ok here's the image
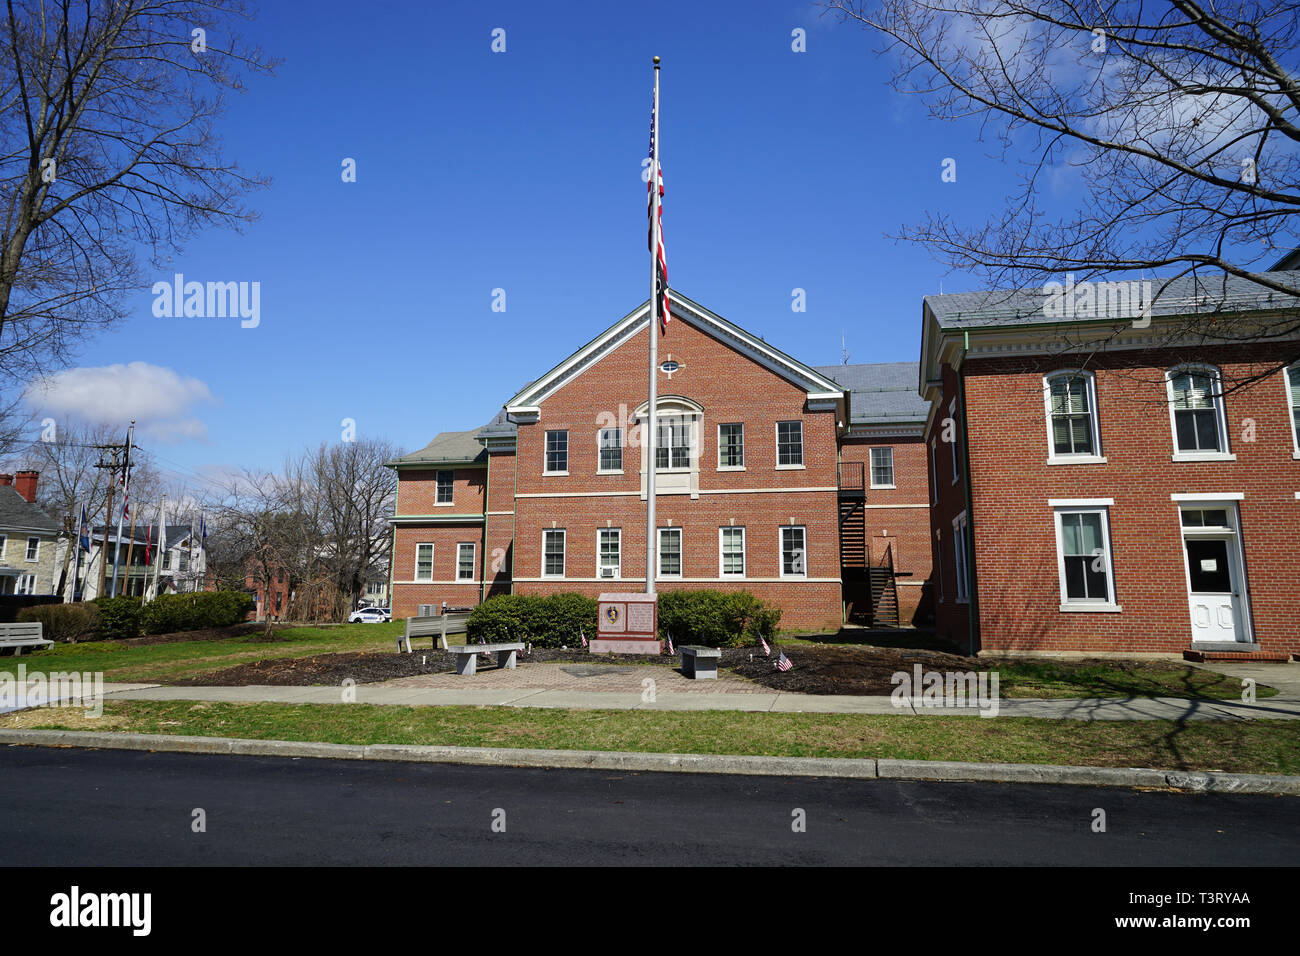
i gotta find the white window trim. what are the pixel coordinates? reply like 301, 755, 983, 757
869, 447, 896, 489
456, 542, 476, 581
779, 525, 808, 579
1042, 370, 1107, 464
541, 529, 566, 577
597, 527, 621, 579
25, 536, 39, 562
657, 527, 683, 579
718, 526, 746, 578
435, 470, 455, 507
951, 511, 970, 604
949, 399, 960, 485
1285, 362, 1300, 459
1052, 506, 1121, 613
543, 430, 570, 476
775, 421, 805, 470
717, 423, 745, 471
1171, 492, 1244, 502
1166, 365, 1234, 461
16, 572, 36, 595
414, 543, 434, 582
597, 428, 624, 475
929, 439, 937, 505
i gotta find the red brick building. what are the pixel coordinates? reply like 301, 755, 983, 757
921, 271, 1300, 657
387, 292, 933, 631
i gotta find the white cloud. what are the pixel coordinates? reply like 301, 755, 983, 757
23, 362, 216, 443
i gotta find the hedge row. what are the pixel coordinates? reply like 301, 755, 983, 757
465, 589, 781, 649
17, 592, 256, 642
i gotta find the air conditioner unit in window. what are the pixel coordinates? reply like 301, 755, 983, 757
600, 567, 616, 578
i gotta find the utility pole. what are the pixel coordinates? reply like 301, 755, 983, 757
93, 447, 123, 599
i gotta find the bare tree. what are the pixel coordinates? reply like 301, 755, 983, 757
824, 0, 1300, 368
0, 0, 276, 381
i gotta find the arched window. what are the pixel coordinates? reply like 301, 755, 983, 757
1043, 370, 1102, 461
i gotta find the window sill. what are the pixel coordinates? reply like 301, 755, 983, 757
1171, 452, 1236, 463
542, 471, 570, 477
717, 465, 746, 472
775, 464, 806, 471
779, 574, 809, 580
870, 483, 897, 490
434, 502, 455, 507
1059, 603, 1123, 613
955, 597, 970, 605
596, 469, 624, 476
1293, 451, 1300, 460
1046, 455, 1108, 465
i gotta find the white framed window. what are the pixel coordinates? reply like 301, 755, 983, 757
457, 543, 475, 581
1167, 366, 1233, 460
869, 447, 895, 488
598, 528, 621, 578
1286, 362, 1300, 458
776, 421, 804, 468
719, 526, 745, 577
934, 531, 944, 604
414, 543, 434, 582
718, 423, 745, 469
929, 439, 937, 505
658, 527, 682, 577
951, 512, 970, 603
598, 428, 623, 473
1052, 504, 1120, 611
542, 529, 566, 577
435, 470, 454, 505
544, 430, 569, 474
780, 525, 807, 578
655, 421, 692, 470
1044, 371, 1104, 462
16, 573, 35, 595
948, 399, 961, 484
25, 536, 39, 561
0, 534, 5, 559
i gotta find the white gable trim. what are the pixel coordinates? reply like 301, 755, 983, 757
506, 292, 844, 413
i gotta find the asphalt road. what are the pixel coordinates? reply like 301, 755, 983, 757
2, 745, 1296, 866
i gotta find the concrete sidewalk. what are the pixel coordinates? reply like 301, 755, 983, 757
86, 681, 1300, 720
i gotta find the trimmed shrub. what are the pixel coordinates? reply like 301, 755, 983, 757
15, 602, 100, 643
657, 589, 783, 647
139, 591, 256, 635
93, 596, 143, 641
466, 592, 597, 648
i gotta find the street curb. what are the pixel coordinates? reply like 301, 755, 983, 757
1, 729, 1297, 794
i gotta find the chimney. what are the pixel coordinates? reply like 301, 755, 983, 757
0, 474, 11, 488
13, 471, 37, 503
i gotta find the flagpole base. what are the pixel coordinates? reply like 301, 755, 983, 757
589, 639, 664, 655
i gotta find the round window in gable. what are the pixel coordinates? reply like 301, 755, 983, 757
659, 360, 679, 374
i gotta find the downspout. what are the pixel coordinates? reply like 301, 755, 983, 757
959, 329, 979, 656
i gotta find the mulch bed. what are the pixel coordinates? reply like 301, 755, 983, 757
722, 644, 982, 695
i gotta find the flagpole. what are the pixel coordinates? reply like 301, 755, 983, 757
109, 420, 134, 598
646, 56, 661, 598
150, 494, 167, 602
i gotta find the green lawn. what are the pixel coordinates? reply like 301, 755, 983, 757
0, 622, 405, 683
992, 660, 1276, 700
7, 699, 1297, 775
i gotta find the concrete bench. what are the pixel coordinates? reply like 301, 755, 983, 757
680, 645, 721, 679
0, 622, 54, 655
398, 613, 470, 653
445, 642, 526, 676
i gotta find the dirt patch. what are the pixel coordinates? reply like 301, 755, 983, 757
0, 708, 130, 730
722, 645, 981, 695
173, 647, 670, 686
114, 622, 277, 647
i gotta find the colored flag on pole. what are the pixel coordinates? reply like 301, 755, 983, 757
144, 523, 152, 567
666, 634, 674, 655
78, 506, 91, 552
759, 636, 771, 656
776, 652, 793, 672
647, 89, 669, 333
580, 628, 588, 648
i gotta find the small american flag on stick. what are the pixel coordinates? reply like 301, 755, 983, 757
759, 636, 771, 656
580, 628, 588, 648
666, 633, 675, 655
776, 652, 793, 672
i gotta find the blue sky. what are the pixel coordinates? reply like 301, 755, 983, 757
20, 0, 1079, 487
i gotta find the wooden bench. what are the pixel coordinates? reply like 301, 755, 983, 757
680, 645, 721, 679
398, 613, 470, 653
0, 622, 54, 656
445, 642, 526, 676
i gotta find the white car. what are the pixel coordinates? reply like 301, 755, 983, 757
348, 607, 389, 623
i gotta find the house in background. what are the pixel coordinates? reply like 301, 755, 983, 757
66, 524, 205, 600
0, 472, 60, 596
387, 291, 933, 631
921, 270, 1300, 658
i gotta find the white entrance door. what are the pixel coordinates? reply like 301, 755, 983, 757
1184, 535, 1246, 642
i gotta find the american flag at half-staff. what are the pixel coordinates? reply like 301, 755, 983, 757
647, 87, 669, 333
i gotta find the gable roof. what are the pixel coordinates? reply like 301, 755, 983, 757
387, 428, 490, 468
0, 487, 59, 535
505, 289, 845, 413
814, 362, 929, 425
